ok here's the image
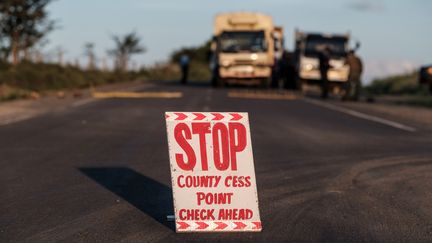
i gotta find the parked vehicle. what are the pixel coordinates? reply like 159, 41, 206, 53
210, 12, 283, 87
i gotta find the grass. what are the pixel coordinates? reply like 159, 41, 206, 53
0, 61, 143, 101
139, 61, 211, 82
0, 60, 212, 101
0, 84, 30, 101
365, 71, 428, 96
394, 96, 432, 108
364, 71, 432, 108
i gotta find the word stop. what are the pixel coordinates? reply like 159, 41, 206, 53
174, 122, 246, 171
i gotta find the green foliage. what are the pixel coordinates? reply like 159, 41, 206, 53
0, 0, 55, 62
0, 37, 213, 101
0, 84, 29, 101
188, 61, 211, 81
0, 61, 142, 100
395, 96, 432, 108
365, 71, 427, 95
108, 32, 146, 71
170, 40, 212, 64
137, 61, 211, 82
134, 39, 213, 82
138, 63, 180, 81
154, 39, 212, 82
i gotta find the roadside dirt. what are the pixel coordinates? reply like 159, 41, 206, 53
0, 81, 151, 126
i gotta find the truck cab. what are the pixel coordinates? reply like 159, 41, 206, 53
295, 30, 351, 83
210, 12, 276, 87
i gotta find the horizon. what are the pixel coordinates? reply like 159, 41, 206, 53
44, 0, 432, 83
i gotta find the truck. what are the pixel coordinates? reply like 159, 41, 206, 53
292, 29, 361, 98
210, 12, 282, 87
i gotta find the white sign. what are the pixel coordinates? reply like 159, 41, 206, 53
165, 112, 262, 232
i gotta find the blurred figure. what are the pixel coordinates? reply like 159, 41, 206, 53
345, 50, 363, 100
179, 54, 190, 84
282, 51, 298, 90
318, 46, 332, 98
271, 61, 281, 88
419, 65, 432, 94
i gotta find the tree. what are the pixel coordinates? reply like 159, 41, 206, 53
170, 39, 211, 64
0, 0, 55, 64
108, 32, 145, 71
0, 36, 10, 62
84, 42, 96, 70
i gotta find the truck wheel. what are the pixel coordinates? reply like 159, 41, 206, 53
259, 78, 270, 88
284, 76, 300, 90
271, 77, 279, 89
211, 72, 224, 88
283, 68, 298, 90
211, 66, 221, 87
217, 78, 225, 87
211, 76, 218, 87
271, 70, 280, 89
295, 77, 302, 91
283, 77, 293, 90
212, 76, 225, 88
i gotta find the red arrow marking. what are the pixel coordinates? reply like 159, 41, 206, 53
193, 112, 206, 120
252, 221, 262, 230
175, 112, 187, 120
233, 222, 247, 229
212, 113, 224, 120
196, 222, 209, 230
165, 114, 170, 119
230, 113, 242, 121
177, 222, 190, 230
214, 222, 228, 230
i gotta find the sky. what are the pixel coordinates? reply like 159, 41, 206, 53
45, 0, 432, 83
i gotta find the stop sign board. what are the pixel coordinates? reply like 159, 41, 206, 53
165, 112, 262, 232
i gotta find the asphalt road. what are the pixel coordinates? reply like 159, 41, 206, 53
1, 82, 432, 242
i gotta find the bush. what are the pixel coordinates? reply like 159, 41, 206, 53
0, 84, 29, 101
138, 63, 180, 81
365, 71, 427, 95
138, 61, 211, 82
0, 61, 144, 91
0, 58, 210, 101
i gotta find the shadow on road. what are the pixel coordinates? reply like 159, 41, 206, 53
155, 80, 271, 89
79, 167, 174, 231
155, 80, 211, 88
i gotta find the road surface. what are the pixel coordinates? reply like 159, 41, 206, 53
1, 82, 432, 242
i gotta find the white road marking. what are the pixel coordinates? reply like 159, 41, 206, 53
303, 98, 417, 132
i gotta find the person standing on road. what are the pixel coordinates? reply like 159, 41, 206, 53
179, 54, 190, 84
282, 51, 298, 90
345, 50, 363, 100
318, 46, 332, 98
